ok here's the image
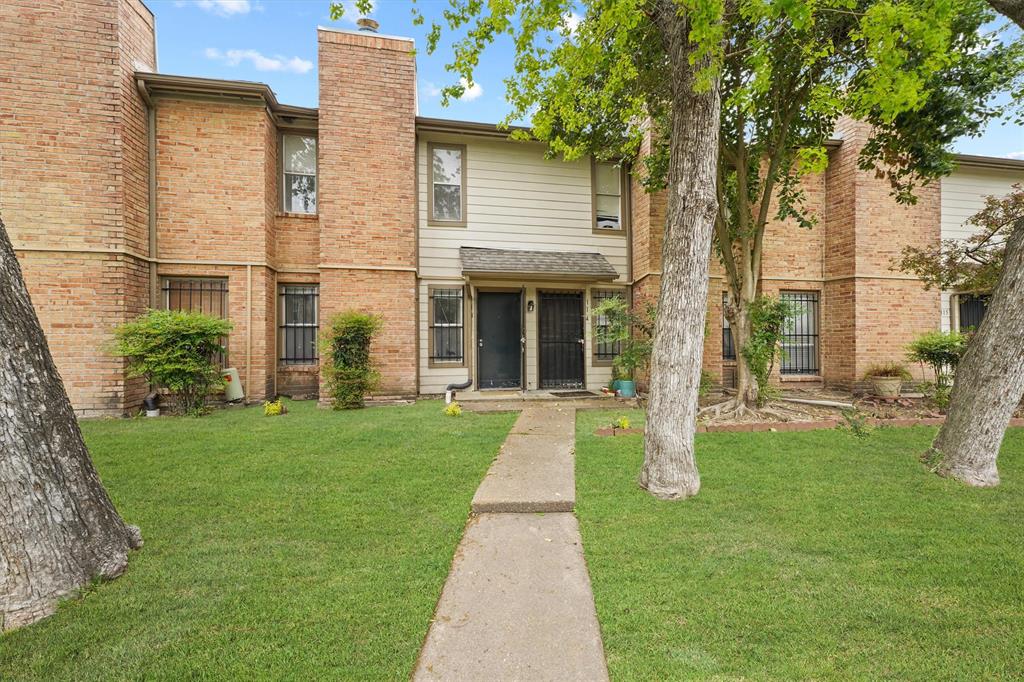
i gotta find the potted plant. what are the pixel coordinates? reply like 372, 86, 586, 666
593, 296, 655, 399
864, 362, 912, 399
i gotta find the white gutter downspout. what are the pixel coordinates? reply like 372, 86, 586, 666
137, 79, 160, 307
247, 264, 253, 403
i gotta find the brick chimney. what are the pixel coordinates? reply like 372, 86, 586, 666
316, 27, 419, 396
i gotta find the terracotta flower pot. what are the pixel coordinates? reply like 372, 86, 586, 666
870, 376, 902, 399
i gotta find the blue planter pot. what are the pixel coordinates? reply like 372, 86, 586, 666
617, 380, 636, 398
610, 379, 622, 392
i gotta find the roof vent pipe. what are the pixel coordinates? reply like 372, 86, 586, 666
356, 18, 379, 33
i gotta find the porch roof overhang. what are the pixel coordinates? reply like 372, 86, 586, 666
460, 247, 619, 282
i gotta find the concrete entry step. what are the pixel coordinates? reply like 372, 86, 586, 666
471, 407, 576, 513
413, 513, 609, 682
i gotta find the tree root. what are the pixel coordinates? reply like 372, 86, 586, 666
697, 397, 813, 425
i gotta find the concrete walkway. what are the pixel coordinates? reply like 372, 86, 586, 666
413, 407, 609, 682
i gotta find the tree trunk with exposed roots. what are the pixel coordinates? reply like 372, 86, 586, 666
928, 220, 1024, 486
640, 4, 721, 500
0, 218, 142, 631
724, 297, 760, 410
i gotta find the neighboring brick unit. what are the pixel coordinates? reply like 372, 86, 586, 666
0, 0, 155, 416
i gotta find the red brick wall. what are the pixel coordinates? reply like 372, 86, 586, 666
821, 117, 941, 386
276, 215, 320, 269
630, 130, 666, 281
1, 0, 155, 416
155, 99, 273, 263
317, 28, 418, 397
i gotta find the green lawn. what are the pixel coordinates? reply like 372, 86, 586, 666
576, 410, 1024, 681
0, 400, 515, 681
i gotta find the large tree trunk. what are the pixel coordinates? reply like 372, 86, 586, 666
929, 220, 1024, 487
0, 219, 141, 632
640, 5, 722, 500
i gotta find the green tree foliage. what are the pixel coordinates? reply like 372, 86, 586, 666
112, 309, 232, 416
712, 0, 1021, 407
322, 311, 382, 410
897, 186, 1024, 292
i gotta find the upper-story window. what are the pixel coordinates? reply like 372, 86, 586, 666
593, 161, 623, 232
428, 143, 467, 226
283, 134, 317, 214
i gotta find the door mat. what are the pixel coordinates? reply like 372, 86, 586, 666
550, 390, 599, 398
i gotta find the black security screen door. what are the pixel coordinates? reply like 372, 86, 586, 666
477, 292, 523, 389
539, 291, 584, 389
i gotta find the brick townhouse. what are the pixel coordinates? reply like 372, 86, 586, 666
2, 0, 1022, 416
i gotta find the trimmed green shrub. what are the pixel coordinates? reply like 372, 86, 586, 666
322, 311, 381, 409
906, 330, 967, 389
113, 309, 232, 416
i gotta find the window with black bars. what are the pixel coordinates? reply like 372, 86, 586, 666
279, 285, 319, 364
957, 294, 989, 332
722, 292, 736, 360
430, 288, 464, 364
780, 291, 820, 375
162, 277, 229, 366
591, 290, 624, 361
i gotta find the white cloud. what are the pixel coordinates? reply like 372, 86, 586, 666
563, 12, 582, 33
458, 77, 483, 101
204, 48, 313, 74
1007, 150, 1024, 160
419, 78, 483, 102
335, 0, 377, 24
177, 1, 253, 16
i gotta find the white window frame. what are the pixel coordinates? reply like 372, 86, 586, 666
281, 134, 317, 215
427, 142, 467, 226
592, 160, 624, 233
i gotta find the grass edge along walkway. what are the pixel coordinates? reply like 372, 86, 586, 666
575, 408, 1024, 681
0, 400, 516, 681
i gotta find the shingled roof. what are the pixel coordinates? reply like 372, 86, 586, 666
460, 247, 619, 281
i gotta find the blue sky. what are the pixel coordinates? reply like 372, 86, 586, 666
152, 0, 1023, 158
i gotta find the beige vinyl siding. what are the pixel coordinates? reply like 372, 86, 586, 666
418, 279, 627, 394
941, 166, 1022, 241
417, 134, 629, 282
938, 165, 1022, 331
419, 280, 470, 394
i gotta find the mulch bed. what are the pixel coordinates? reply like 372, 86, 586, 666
596, 417, 1024, 436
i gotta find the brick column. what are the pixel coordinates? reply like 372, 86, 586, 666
317, 28, 418, 398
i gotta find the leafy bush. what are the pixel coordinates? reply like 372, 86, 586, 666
444, 401, 462, 417
113, 309, 232, 416
263, 398, 286, 416
699, 370, 714, 397
923, 382, 953, 410
322, 311, 381, 409
906, 331, 967, 388
741, 295, 799, 407
863, 362, 912, 380
592, 296, 655, 381
613, 416, 631, 430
